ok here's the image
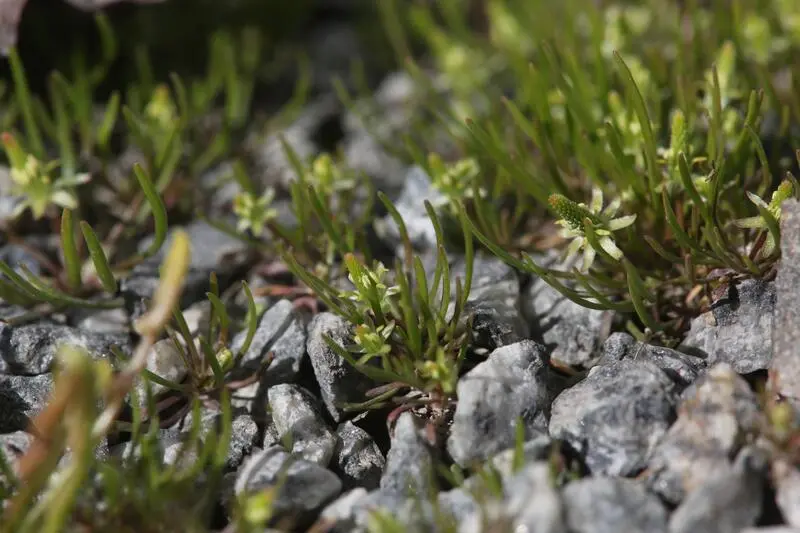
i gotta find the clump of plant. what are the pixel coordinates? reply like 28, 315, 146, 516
0, 231, 197, 532
214, 145, 378, 310
283, 196, 474, 416
118, 273, 263, 430
379, 0, 800, 340
0, 15, 276, 318
0, 154, 167, 313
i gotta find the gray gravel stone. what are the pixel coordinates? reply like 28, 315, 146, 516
227, 414, 259, 470
772, 457, 800, 527
0, 165, 22, 223
600, 332, 706, 387
0, 430, 32, 482
248, 97, 339, 189
160, 407, 222, 470
523, 276, 613, 367
482, 434, 553, 482
645, 363, 761, 504
0, 242, 43, 277
668, 446, 767, 533
374, 165, 447, 252
680, 278, 775, 374
198, 160, 240, 214
437, 487, 480, 525
121, 220, 251, 318
134, 338, 187, 402
457, 254, 529, 351
234, 446, 342, 528
307, 312, 375, 422
457, 502, 517, 533
563, 477, 668, 533
309, 24, 362, 93
772, 199, 800, 409
318, 488, 370, 532
229, 300, 308, 419
342, 133, 406, 199
447, 340, 550, 467
117, 407, 256, 472
180, 300, 212, 338
549, 359, 678, 476
0, 373, 54, 432
505, 462, 567, 533
332, 421, 385, 491
231, 299, 307, 382
70, 306, 130, 336
381, 412, 436, 499
268, 383, 337, 466
342, 72, 415, 197
0, 322, 129, 375
330, 489, 439, 532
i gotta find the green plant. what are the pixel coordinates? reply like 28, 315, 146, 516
2, 133, 91, 220
216, 147, 377, 290
379, 0, 800, 339
283, 196, 474, 413
0, 230, 192, 533
0, 18, 279, 317
0, 160, 167, 312
119, 274, 263, 430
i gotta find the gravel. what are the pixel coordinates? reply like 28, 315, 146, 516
447, 340, 550, 467
1, 56, 795, 533
306, 312, 375, 422
549, 359, 679, 476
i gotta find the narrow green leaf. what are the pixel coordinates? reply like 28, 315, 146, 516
0, 276, 35, 306
133, 163, 168, 259
644, 236, 683, 263
142, 369, 191, 393
745, 124, 772, 187
9, 47, 44, 157
214, 388, 233, 469
751, 195, 781, 259
200, 337, 224, 384
169, 72, 191, 122
613, 52, 660, 208
206, 292, 230, 335
571, 269, 634, 312
662, 191, 714, 260
379, 191, 414, 270
677, 153, 708, 219
395, 259, 422, 358
80, 221, 117, 294
234, 281, 259, 364
709, 65, 724, 169
172, 306, 202, 373
60, 209, 82, 291
96, 92, 120, 150
307, 184, 347, 254
622, 259, 661, 332
14, 264, 121, 308
48, 73, 74, 178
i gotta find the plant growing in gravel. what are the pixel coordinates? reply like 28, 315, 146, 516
284, 197, 474, 413
0, 19, 277, 316
216, 147, 378, 307
2, 132, 91, 220
278, 148, 376, 270
0, 160, 168, 311
381, 0, 800, 340
118, 274, 263, 430
0, 230, 194, 532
